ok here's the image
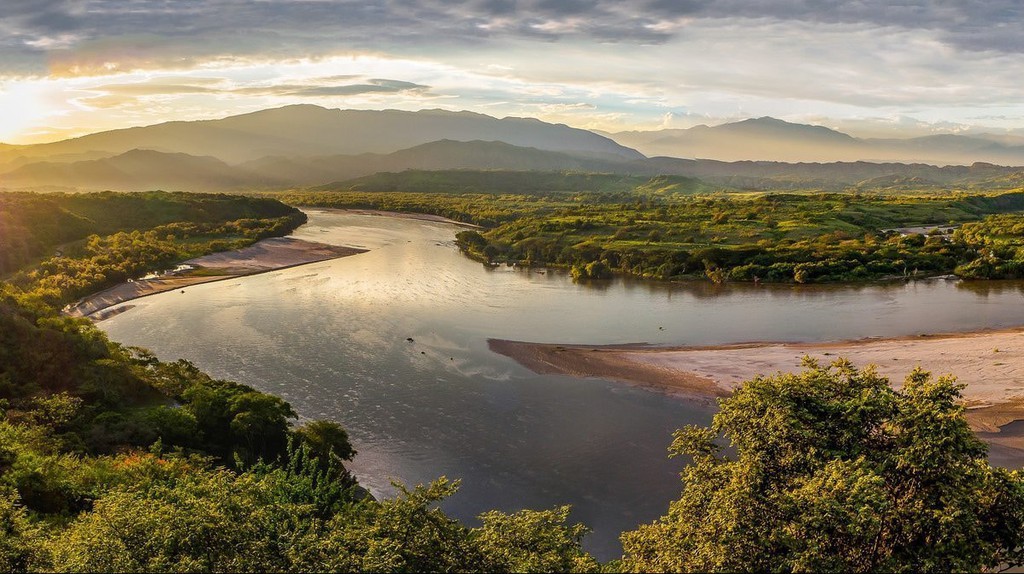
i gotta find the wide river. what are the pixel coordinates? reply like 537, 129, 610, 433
99, 210, 1024, 559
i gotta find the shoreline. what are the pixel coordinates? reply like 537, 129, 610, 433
67, 237, 366, 318
489, 328, 1024, 434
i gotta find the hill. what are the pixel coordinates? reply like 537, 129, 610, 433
1, 105, 643, 164
0, 149, 262, 191
608, 117, 1024, 166
240, 139, 635, 186
1, 140, 641, 192
7, 141, 1024, 193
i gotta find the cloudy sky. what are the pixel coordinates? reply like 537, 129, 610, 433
1, 0, 1022, 143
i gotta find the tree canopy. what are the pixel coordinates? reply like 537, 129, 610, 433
621, 359, 1024, 572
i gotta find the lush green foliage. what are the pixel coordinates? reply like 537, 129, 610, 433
1, 191, 302, 277
953, 214, 1024, 279
317, 169, 662, 195
281, 183, 1024, 282
1, 192, 306, 307
621, 360, 1024, 572
457, 192, 1024, 283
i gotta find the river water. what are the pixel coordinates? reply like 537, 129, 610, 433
98, 210, 1024, 559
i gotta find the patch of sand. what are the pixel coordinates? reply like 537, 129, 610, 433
489, 329, 1024, 434
66, 237, 365, 318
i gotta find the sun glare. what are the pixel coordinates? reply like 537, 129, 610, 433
0, 83, 57, 144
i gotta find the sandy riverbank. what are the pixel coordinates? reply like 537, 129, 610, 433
67, 237, 366, 318
490, 329, 1024, 433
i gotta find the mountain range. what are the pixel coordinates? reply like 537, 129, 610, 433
2, 106, 1024, 193
0, 105, 640, 165
606, 117, 1024, 165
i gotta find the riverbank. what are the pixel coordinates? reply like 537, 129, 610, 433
67, 237, 366, 318
490, 329, 1024, 435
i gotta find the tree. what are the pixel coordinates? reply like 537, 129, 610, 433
295, 419, 356, 463
0, 492, 46, 572
621, 359, 1024, 573
474, 506, 598, 573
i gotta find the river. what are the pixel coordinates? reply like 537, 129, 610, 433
97, 210, 1024, 559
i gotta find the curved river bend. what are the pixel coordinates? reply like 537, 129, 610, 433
99, 210, 1024, 559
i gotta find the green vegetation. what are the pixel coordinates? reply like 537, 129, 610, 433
283, 178, 1024, 282
953, 214, 1024, 278
1, 191, 306, 307
320, 169, 717, 197
5, 188, 1024, 571
1, 191, 302, 277
621, 360, 1024, 572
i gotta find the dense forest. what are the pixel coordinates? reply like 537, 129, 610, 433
3, 190, 1024, 571
282, 182, 1024, 283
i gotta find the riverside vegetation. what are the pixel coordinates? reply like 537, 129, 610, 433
282, 170, 1024, 283
3, 190, 1024, 571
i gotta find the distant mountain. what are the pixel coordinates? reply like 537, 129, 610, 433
0, 140, 636, 191
0, 149, 259, 191
3, 105, 643, 164
5, 134, 1024, 194
608, 117, 1024, 166
240, 139, 631, 186
609, 117, 861, 163
0, 150, 115, 174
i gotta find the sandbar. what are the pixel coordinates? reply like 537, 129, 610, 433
67, 237, 366, 318
489, 329, 1024, 435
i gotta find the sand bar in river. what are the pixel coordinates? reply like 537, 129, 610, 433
490, 329, 1024, 433
67, 237, 365, 318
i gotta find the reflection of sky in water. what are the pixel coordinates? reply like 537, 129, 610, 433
99, 210, 1024, 559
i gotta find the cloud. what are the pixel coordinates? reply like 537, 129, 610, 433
252, 78, 430, 97
79, 75, 430, 102
3, 1, 1023, 79
2, 1, 1024, 143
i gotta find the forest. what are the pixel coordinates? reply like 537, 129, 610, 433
282, 182, 1024, 283
3, 190, 1024, 572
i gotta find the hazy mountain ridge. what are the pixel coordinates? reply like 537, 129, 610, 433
0, 140, 636, 191
0, 105, 642, 165
238, 139, 631, 186
608, 117, 1024, 165
4, 107, 1024, 193
1, 149, 260, 191
5, 142, 1024, 193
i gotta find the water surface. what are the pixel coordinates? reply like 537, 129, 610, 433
99, 210, 1024, 559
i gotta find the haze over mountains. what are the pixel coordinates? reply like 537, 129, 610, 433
0, 105, 640, 164
2, 105, 1024, 193
607, 117, 1024, 166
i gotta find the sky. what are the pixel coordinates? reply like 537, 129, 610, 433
1, 0, 1023, 144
